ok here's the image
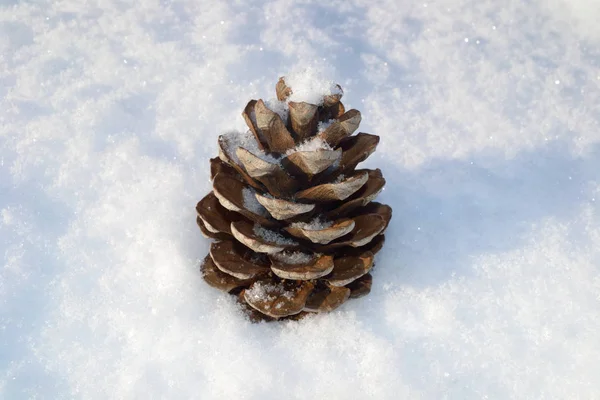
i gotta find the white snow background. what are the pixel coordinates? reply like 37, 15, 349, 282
1, 0, 600, 398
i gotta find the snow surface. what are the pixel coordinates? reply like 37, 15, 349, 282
1, 0, 600, 399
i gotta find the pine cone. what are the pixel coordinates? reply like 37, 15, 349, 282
196, 77, 392, 321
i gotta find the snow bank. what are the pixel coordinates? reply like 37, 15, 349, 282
1, 0, 599, 399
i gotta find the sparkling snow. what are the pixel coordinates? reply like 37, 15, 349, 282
284, 67, 342, 105
271, 251, 315, 265
222, 130, 279, 164
242, 187, 268, 216
284, 136, 333, 156
264, 98, 289, 123
290, 217, 334, 231
253, 224, 298, 246
245, 281, 293, 303
317, 119, 335, 133
1, 0, 600, 399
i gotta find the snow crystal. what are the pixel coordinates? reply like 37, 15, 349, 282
290, 217, 333, 231
222, 130, 279, 164
245, 281, 293, 302
333, 174, 345, 183
284, 67, 342, 105
264, 98, 289, 122
252, 224, 297, 245
317, 119, 335, 133
271, 251, 314, 265
285, 136, 332, 156
242, 188, 268, 216
245, 282, 276, 302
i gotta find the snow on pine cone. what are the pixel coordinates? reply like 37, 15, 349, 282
196, 76, 392, 321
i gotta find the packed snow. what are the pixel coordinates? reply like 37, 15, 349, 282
1, 0, 600, 399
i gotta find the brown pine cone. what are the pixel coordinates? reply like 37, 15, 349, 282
196, 77, 392, 321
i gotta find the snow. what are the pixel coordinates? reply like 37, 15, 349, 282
284, 67, 342, 105
1, 0, 600, 399
317, 119, 335, 133
222, 130, 279, 164
271, 251, 315, 265
242, 187, 268, 216
284, 136, 333, 156
290, 217, 333, 231
245, 281, 293, 303
253, 224, 298, 246
334, 174, 346, 183
264, 98, 289, 123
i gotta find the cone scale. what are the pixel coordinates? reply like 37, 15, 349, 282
196, 77, 392, 321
